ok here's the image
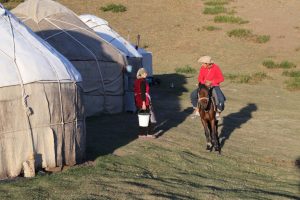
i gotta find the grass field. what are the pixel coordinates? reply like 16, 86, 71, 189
1, 0, 300, 199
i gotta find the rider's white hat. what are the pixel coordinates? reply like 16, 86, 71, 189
198, 56, 214, 64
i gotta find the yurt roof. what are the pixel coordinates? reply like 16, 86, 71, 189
0, 5, 81, 88
80, 14, 142, 58
12, 0, 126, 65
10, 0, 71, 23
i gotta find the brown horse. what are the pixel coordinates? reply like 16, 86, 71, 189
198, 84, 221, 153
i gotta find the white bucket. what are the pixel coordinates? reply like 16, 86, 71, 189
138, 112, 150, 127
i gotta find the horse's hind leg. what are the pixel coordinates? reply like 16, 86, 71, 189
201, 119, 212, 150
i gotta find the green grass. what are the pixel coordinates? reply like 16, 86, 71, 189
225, 72, 268, 84
0, 76, 299, 199
252, 72, 268, 81
278, 61, 296, 69
100, 3, 127, 13
175, 65, 196, 74
227, 28, 252, 38
228, 29, 270, 44
282, 70, 300, 90
202, 25, 222, 31
214, 15, 249, 24
256, 35, 270, 43
263, 60, 296, 69
282, 70, 300, 77
262, 60, 276, 68
204, 0, 231, 6
285, 77, 300, 90
203, 6, 227, 15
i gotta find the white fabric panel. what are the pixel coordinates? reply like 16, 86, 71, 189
79, 14, 142, 58
0, 6, 82, 87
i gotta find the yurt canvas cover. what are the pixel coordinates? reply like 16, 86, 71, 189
12, 0, 127, 116
79, 14, 143, 112
0, 6, 85, 179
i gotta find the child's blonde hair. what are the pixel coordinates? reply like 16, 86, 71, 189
136, 68, 148, 79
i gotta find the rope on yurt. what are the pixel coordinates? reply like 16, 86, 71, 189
44, 18, 107, 94
40, 50, 67, 166
23, 18, 69, 166
48, 18, 127, 62
7, 13, 36, 163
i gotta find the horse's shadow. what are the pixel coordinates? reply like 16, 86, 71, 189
295, 157, 300, 192
219, 103, 258, 148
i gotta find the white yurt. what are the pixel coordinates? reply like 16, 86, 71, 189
79, 14, 145, 112
12, 0, 128, 116
0, 5, 85, 179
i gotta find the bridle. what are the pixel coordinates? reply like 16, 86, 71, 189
198, 97, 209, 101
198, 86, 213, 112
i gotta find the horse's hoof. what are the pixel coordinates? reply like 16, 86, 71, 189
206, 143, 213, 151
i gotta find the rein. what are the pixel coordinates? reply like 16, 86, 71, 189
198, 90, 216, 112
198, 97, 209, 101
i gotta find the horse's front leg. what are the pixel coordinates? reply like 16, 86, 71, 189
210, 119, 221, 153
201, 118, 212, 150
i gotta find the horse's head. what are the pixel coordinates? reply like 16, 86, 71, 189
198, 84, 212, 111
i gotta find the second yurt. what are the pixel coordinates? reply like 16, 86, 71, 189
12, 0, 128, 116
79, 14, 143, 112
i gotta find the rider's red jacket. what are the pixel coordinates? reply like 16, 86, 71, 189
198, 63, 224, 86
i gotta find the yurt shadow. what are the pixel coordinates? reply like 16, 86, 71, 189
84, 73, 189, 160
85, 113, 138, 160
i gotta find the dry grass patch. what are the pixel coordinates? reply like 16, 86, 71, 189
175, 65, 196, 74
1, 0, 23, 9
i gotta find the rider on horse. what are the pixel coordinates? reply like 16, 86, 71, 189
191, 56, 226, 120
